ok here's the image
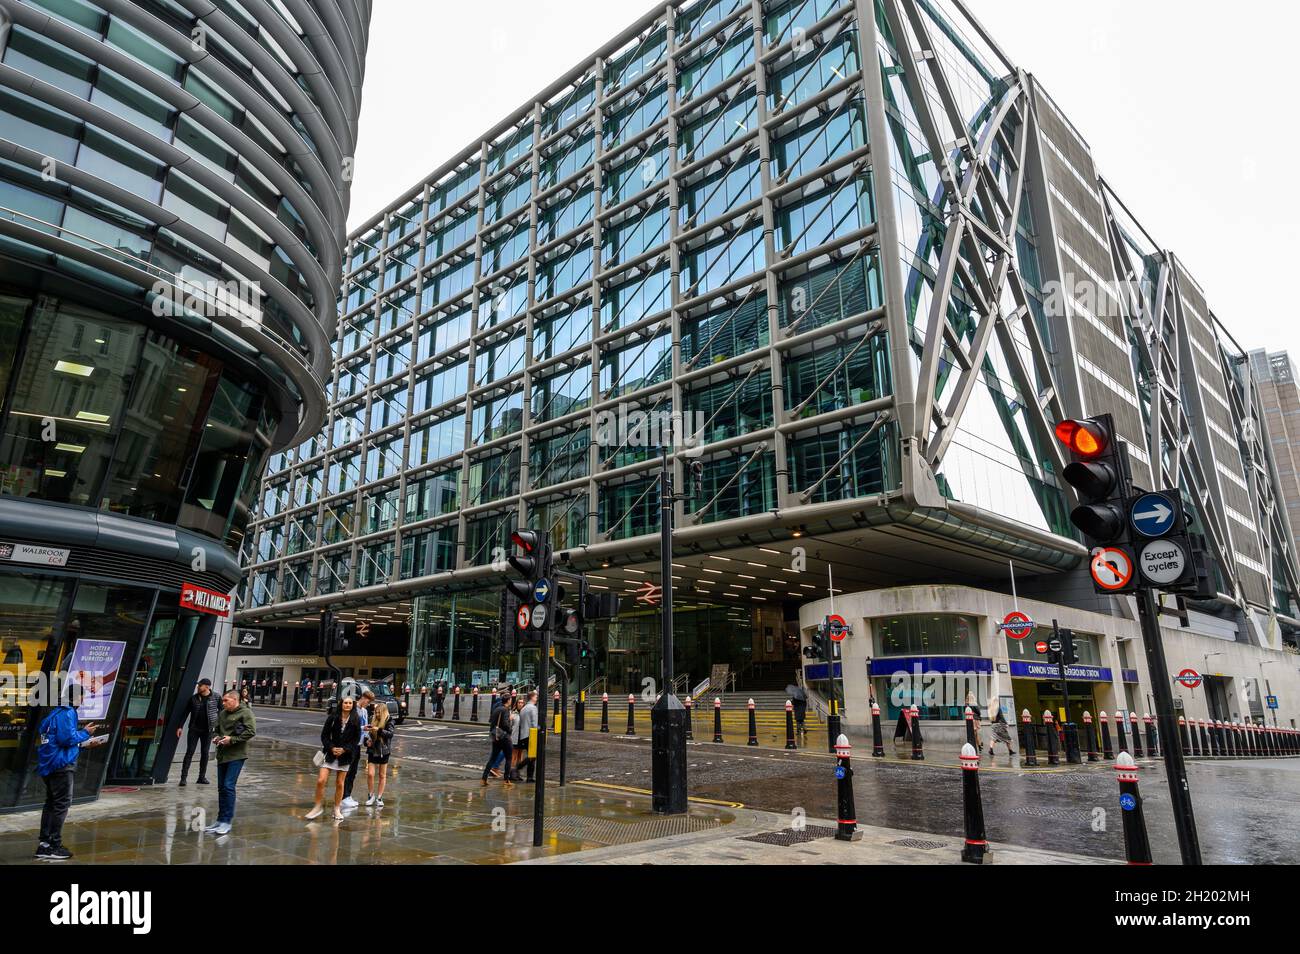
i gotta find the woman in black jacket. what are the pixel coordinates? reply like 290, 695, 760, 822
306, 695, 361, 820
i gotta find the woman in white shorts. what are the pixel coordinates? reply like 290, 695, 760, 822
306, 695, 361, 820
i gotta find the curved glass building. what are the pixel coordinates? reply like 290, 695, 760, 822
0, 0, 370, 809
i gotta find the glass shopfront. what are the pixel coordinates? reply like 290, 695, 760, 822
0, 569, 214, 811
868, 614, 989, 721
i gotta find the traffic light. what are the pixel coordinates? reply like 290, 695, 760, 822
1061, 629, 1078, 666
803, 626, 827, 660
319, 610, 348, 655
1055, 414, 1129, 546
504, 529, 554, 643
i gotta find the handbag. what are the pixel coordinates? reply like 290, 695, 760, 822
312, 749, 326, 768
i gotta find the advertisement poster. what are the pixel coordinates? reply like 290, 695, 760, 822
67, 639, 128, 720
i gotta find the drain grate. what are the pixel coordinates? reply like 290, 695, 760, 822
888, 838, 948, 850
1009, 805, 1095, 822
739, 825, 838, 846
512, 813, 723, 846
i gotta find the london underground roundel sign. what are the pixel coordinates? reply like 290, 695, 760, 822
1177, 669, 1202, 689
1000, 611, 1033, 639
1090, 547, 1134, 591
827, 614, 848, 642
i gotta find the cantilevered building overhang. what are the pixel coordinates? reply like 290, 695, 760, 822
235, 0, 1297, 635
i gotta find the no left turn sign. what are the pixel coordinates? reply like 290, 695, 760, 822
1090, 547, 1134, 591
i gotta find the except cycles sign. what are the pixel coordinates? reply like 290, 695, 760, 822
1138, 538, 1187, 586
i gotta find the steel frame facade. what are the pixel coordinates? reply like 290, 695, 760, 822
237, 0, 1299, 633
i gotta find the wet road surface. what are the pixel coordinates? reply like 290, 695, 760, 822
256, 706, 1300, 864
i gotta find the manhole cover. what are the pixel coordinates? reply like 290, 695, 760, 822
512, 813, 722, 846
888, 838, 947, 850
739, 826, 837, 846
1009, 805, 1095, 821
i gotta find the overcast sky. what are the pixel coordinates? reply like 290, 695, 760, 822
347, 0, 1297, 359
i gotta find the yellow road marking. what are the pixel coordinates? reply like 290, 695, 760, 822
574, 779, 745, 808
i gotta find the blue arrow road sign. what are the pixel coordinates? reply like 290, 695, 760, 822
533, 579, 551, 603
1131, 492, 1176, 537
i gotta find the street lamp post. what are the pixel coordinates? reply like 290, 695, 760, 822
650, 442, 687, 814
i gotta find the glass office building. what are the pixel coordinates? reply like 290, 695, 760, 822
0, 0, 370, 810
237, 0, 1299, 708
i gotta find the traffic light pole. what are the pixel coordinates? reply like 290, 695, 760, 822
532, 627, 550, 847
1135, 585, 1203, 865
651, 443, 688, 814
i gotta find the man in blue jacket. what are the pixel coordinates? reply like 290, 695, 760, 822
35, 682, 106, 860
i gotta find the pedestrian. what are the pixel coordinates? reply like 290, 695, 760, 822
506, 695, 526, 781
435, 681, 445, 717
485, 686, 511, 778
307, 695, 361, 820
176, 677, 219, 785
481, 691, 514, 788
517, 690, 538, 782
364, 701, 395, 807
207, 689, 256, 835
34, 683, 106, 860
966, 691, 981, 749
988, 704, 1014, 758
792, 694, 808, 735
240, 685, 251, 706
342, 688, 373, 808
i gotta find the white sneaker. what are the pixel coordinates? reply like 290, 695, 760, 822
304, 806, 323, 820
202, 822, 222, 833
376, 798, 384, 808
212, 823, 232, 835
364, 794, 376, 806
341, 797, 359, 809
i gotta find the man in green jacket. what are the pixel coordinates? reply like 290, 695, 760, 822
204, 690, 255, 835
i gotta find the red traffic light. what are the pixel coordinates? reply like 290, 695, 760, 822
511, 529, 538, 552
1054, 419, 1109, 459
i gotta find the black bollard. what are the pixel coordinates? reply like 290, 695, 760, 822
1115, 710, 1129, 755
403, 685, 411, 713
826, 699, 842, 755
1178, 716, 1191, 756
1144, 714, 1158, 758
682, 695, 691, 740
1221, 721, 1234, 757
280, 684, 287, 707
1116, 752, 1152, 865
452, 686, 462, 721
1083, 711, 1099, 762
784, 700, 797, 750
575, 691, 586, 732
470, 687, 480, 723
1063, 716, 1082, 765
1020, 709, 1038, 767
960, 743, 988, 864
1209, 720, 1221, 757
1129, 712, 1144, 759
315, 684, 324, 709
910, 704, 924, 761
291, 682, 298, 708
871, 701, 885, 758
712, 697, 723, 743
436, 686, 445, 719
1194, 719, 1206, 757
1043, 711, 1060, 766
626, 693, 636, 736
600, 692, 610, 733
419, 687, 427, 718
747, 698, 759, 746
1099, 711, 1114, 760
833, 735, 859, 842
964, 706, 976, 748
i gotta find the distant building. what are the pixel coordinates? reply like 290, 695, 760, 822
1250, 350, 1300, 568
